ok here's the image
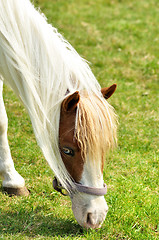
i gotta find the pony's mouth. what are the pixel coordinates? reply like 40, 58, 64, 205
71, 193, 108, 229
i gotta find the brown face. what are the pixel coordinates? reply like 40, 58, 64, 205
59, 84, 117, 183
59, 92, 84, 183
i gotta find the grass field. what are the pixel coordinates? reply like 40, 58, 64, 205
0, 0, 158, 239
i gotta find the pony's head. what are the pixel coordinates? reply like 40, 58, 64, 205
58, 84, 117, 228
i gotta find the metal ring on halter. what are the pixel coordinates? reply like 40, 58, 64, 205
53, 177, 107, 196
53, 177, 69, 196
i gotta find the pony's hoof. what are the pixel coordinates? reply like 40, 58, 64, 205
3, 186, 30, 196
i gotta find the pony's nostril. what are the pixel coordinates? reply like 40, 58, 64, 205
87, 213, 92, 225
86, 213, 98, 228
85, 211, 105, 229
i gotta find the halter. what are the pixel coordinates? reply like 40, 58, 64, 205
53, 177, 107, 196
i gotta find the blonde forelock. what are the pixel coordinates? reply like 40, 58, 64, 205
75, 93, 117, 162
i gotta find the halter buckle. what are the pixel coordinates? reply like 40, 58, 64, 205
53, 177, 69, 196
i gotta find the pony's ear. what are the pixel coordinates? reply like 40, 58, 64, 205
101, 84, 117, 99
62, 91, 80, 112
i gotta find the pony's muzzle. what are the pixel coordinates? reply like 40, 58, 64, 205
85, 213, 104, 229
83, 206, 108, 229
71, 194, 108, 229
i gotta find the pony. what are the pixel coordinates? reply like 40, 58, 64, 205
0, 0, 117, 229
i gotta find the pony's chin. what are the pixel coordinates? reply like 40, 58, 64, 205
70, 193, 108, 229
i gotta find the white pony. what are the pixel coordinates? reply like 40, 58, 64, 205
0, 0, 117, 228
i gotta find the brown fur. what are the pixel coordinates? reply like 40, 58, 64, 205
59, 109, 84, 182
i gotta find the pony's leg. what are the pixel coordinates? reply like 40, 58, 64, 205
0, 80, 29, 196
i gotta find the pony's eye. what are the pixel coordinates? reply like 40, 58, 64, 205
62, 147, 74, 156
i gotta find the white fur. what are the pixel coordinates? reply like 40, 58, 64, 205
81, 156, 104, 188
71, 194, 108, 228
71, 156, 108, 228
0, 80, 25, 188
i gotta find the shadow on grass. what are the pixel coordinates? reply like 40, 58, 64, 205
0, 209, 84, 237
0, 187, 84, 238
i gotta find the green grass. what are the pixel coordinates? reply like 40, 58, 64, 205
0, 0, 159, 239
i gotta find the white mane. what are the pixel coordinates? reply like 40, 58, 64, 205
0, 0, 115, 191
